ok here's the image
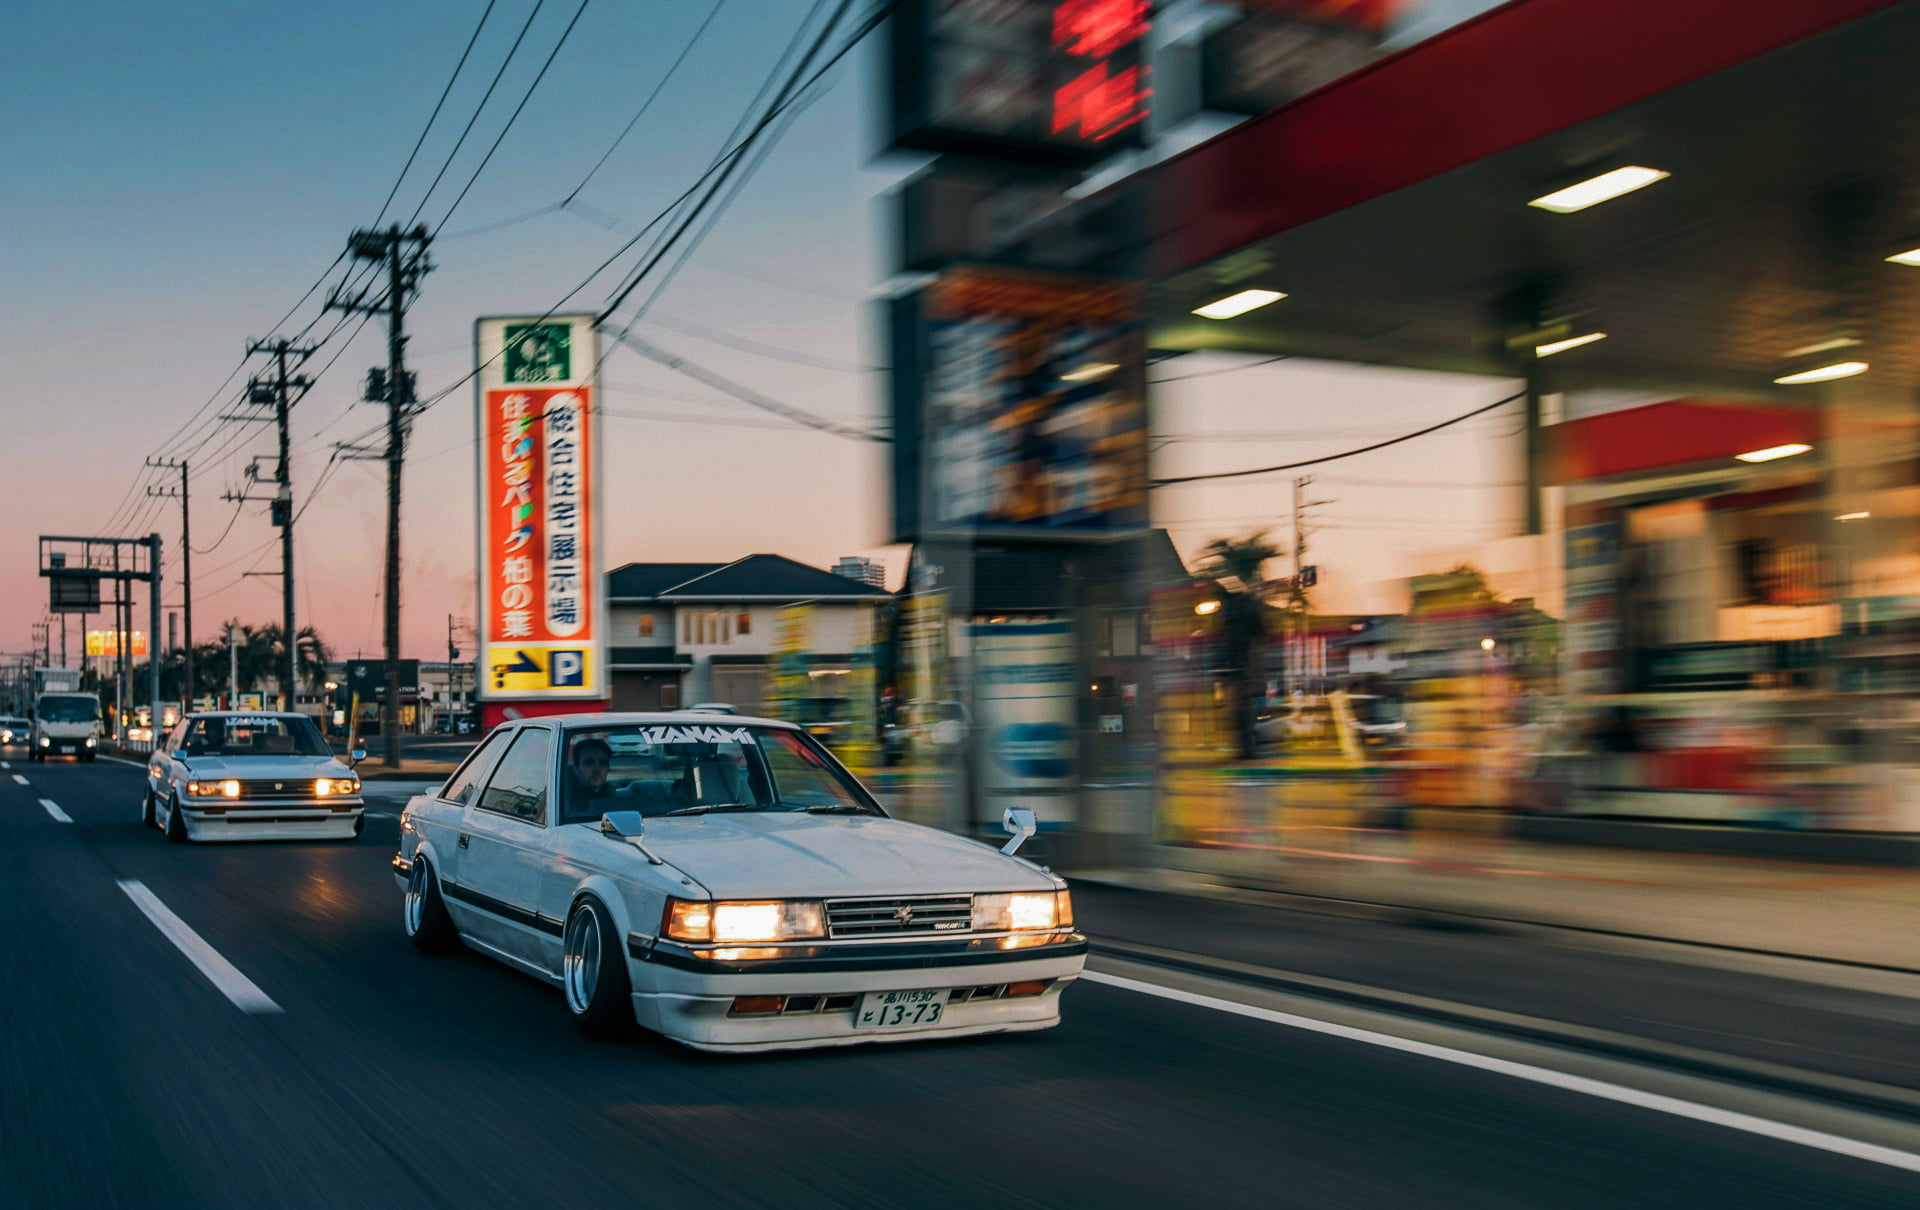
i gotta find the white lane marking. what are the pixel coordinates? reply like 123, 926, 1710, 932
39, 799, 71, 823
1, 760, 10, 768
1082, 970, 1920, 1176
11, 774, 27, 785
116, 880, 282, 1014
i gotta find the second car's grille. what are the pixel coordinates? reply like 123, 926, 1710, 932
825, 895, 973, 938
228, 778, 321, 800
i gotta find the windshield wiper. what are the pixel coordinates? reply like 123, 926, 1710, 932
658, 802, 769, 817
801, 804, 873, 815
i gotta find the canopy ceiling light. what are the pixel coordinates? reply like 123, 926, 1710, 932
1773, 360, 1868, 385
1528, 166, 1669, 214
1060, 362, 1119, 383
1835, 511, 1871, 521
1886, 247, 1920, 267
1534, 332, 1607, 357
1193, 289, 1286, 320
1735, 443, 1813, 463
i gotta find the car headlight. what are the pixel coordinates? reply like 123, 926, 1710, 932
221, 780, 241, 798
973, 890, 1073, 932
315, 778, 361, 796
39, 736, 50, 747
86, 736, 96, 747
662, 898, 825, 944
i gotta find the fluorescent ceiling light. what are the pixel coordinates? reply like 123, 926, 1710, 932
1528, 166, 1669, 213
1534, 332, 1607, 357
1193, 289, 1285, 320
1735, 443, 1812, 463
1060, 362, 1119, 383
1773, 361, 1868, 385
1835, 511, 1871, 521
1886, 248, 1920, 267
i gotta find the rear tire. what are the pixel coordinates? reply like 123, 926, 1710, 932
164, 795, 188, 843
562, 897, 633, 1040
404, 859, 459, 954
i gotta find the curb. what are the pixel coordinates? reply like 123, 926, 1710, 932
1090, 938, 1920, 1125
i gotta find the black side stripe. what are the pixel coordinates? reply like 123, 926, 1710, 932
442, 882, 565, 937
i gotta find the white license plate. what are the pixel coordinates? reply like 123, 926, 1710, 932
854, 988, 946, 1029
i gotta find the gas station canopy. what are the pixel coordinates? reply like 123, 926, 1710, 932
1141, 0, 1920, 398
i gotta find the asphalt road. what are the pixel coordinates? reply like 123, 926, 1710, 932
4, 751, 1917, 1209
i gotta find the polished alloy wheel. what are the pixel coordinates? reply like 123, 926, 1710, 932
563, 906, 601, 1015
404, 863, 426, 936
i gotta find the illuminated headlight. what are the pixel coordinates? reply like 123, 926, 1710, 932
315, 778, 360, 796
39, 736, 51, 747
662, 899, 825, 944
85, 737, 96, 748
973, 890, 1073, 932
221, 780, 241, 798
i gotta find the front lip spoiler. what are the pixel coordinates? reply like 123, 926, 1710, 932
632, 934, 1087, 974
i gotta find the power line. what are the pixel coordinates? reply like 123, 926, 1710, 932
602, 327, 881, 441
563, 0, 727, 204
640, 311, 874, 374
401, 0, 553, 232
1151, 393, 1527, 487
372, 0, 501, 228
432, 0, 596, 236
1149, 354, 1292, 383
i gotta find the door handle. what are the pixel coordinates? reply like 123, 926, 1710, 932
457, 832, 470, 849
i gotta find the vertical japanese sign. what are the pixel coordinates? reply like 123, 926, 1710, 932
475, 315, 605, 708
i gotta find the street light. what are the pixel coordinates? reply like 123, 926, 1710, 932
1194, 600, 1221, 616
1481, 637, 1496, 652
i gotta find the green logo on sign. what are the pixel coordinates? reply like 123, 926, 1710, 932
504, 322, 571, 383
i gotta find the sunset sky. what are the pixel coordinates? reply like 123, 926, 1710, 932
2, 0, 1520, 665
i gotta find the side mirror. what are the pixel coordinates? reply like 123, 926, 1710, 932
600, 810, 665, 865
1000, 807, 1038, 856
171, 749, 190, 761
349, 747, 367, 766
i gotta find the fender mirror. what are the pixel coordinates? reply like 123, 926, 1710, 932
348, 747, 367, 766
1000, 807, 1038, 856
601, 810, 665, 865
171, 749, 190, 761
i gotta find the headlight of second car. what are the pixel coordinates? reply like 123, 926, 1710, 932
663, 899, 826, 944
973, 890, 1073, 932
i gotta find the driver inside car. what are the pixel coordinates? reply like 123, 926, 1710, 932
565, 738, 616, 820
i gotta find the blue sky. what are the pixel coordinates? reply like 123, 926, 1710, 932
2, 0, 1519, 662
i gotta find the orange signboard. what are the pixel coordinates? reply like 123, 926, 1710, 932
86, 630, 148, 658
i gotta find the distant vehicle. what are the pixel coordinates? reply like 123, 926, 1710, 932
145, 711, 366, 843
393, 713, 1083, 1051
886, 699, 970, 761
31, 690, 101, 762
681, 702, 738, 715
0, 716, 30, 745
456, 717, 476, 735
434, 716, 454, 734
1344, 694, 1408, 747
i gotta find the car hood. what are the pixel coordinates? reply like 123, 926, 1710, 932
631, 813, 1058, 899
177, 756, 354, 778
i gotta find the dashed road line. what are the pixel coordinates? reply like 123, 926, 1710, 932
39, 799, 71, 823
11, 773, 27, 785
1083, 970, 1920, 1175
116, 880, 281, 1014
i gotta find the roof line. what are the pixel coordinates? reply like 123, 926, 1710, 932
656, 553, 758, 596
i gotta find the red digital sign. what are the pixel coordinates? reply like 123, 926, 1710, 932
1050, 0, 1150, 142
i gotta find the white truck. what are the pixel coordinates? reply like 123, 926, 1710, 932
31, 668, 101, 762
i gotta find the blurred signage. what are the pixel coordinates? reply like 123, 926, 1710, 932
1564, 509, 1622, 694
49, 575, 100, 614
971, 620, 1077, 818
1231, 0, 1404, 33
888, 0, 1150, 163
1201, 10, 1381, 116
85, 630, 147, 658
474, 315, 606, 705
891, 264, 1149, 541
895, 163, 1143, 274
345, 659, 421, 698
236, 693, 264, 711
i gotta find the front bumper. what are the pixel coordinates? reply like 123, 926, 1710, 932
629, 933, 1088, 1052
180, 800, 363, 842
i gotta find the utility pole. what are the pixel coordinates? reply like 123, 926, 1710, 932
243, 339, 315, 711
145, 457, 193, 706
330, 224, 431, 768
1288, 476, 1333, 694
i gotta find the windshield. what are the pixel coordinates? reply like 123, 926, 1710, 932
180, 714, 329, 758
557, 722, 880, 824
37, 696, 98, 724
1349, 697, 1402, 726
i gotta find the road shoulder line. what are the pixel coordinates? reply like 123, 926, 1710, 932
1083, 967, 1920, 1177
1091, 938, 1920, 1123
39, 798, 71, 823
116, 880, 281, 1014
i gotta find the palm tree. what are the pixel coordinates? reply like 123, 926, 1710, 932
1198, 532, 1282, 760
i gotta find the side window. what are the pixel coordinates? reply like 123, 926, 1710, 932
477, 729, 552, 825
441, 730, 509, 805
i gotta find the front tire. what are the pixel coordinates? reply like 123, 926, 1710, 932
404, 859, 458, 954
164, 795, 189, 843
141, 790, 156, 829
562, 897, 633, 1040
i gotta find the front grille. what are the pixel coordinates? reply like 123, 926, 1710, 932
228, 778, 321, 800
825, 894, 973, 939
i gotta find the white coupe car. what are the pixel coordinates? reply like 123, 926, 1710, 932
392, 713, 1085, 1052
145, 711, 366, 842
